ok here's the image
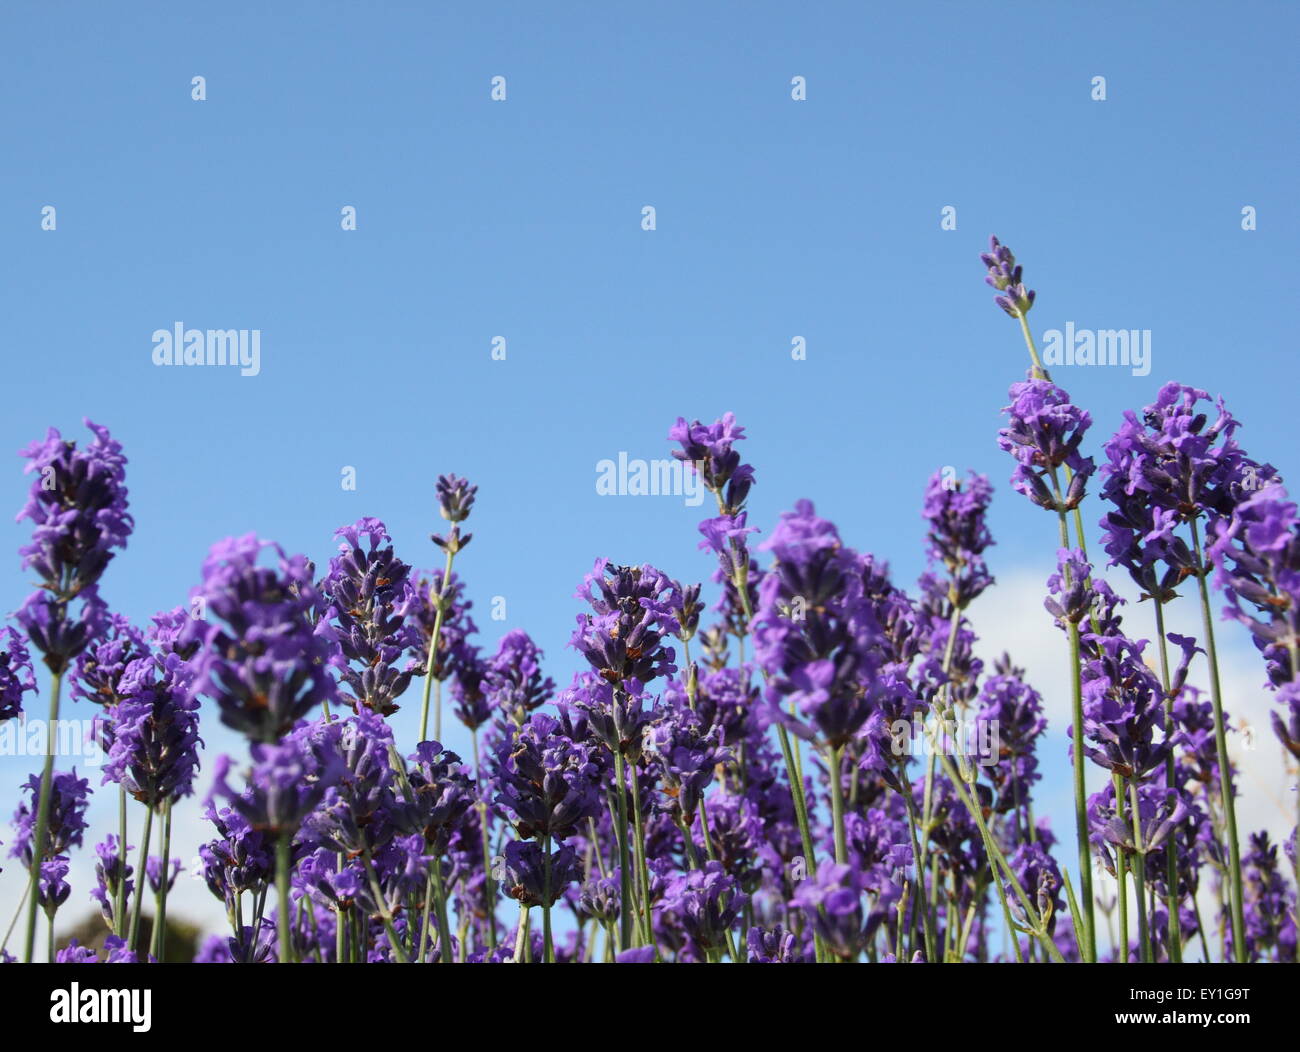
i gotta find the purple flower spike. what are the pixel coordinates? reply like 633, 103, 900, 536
495, 713, 602, 840
0, 626, 37, 722
658, 861, 748, 954
10, 769, 90, 867
432, 474, 476, 554
484, 629, 555, 722
791, 862, 866, 960
571, 560, 679, 687
15, 420, 132, 674
69, 613, 148, 708
318, 517, 417, 717
501, 839, 580, 909
645, 701, 731, 819
183, 534, 339, 743
980, 236, 1036, 317
752, 500, 886, 748
922, 469, 995, 607
208, 721, 345, 837
669, 413, 754, 516
998, 379, 1095, 513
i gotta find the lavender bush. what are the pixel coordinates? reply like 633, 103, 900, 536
2, 239, 1296, 965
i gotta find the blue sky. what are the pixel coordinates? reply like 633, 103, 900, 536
2, 1, 1297, 945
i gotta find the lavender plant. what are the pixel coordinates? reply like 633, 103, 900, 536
5, 237, 1296, 968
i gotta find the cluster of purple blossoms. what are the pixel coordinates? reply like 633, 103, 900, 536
921, 470, 995, 608
1211, 483, 1300, 752
1236, 831, 1297, 962
484, 629, 555, 723
752, 500, 884, 749
104, 654, 202, 808
570, 559, 679, 687
15, 420, 132, 672
317, 518, 417, 717
432, 473, 476, 554
0, 626, 36, 722
69, 613, 147, 707
494, 713, 602, 841
644, 700, 731, 820
404, 568, 476, 687
183, 535, 339, 743
9, 769, 90, 868
980, 235, 1035, 317
978, 655, 1047, 832
999, 380, 1095, 513
1046, 549, 1169, 781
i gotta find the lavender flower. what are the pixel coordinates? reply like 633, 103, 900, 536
69, 613, 147, 707
208, 722, 344, 837
184, 534, 339, 743
644, 702, 731, 820
746, 924, 802, 963
145, 855, 182, 895
495, 713, 602, 840
318, 518, 417, 716
571, 559, 679, 687
998, 379, 1095, 512
16, 421, 131, 676
752, 500, 884, 748
10, 769, 90, 866
1212, 483, 1299, 692
790, 862, 866, 960
980, 235, 1035, 317
104, 655, 202, 807
396, 740, 476, 854
1238, 831, 1298, 962
90, 835, 133, 926
484, 628, 555, 721
0, 626, 36, 722
922, 469, 995, 607
501, 839, 579, 909
668, 413, 754, 516
658, 861, 747, 954
432, 474, 476, 554
977, 655, 1047, 827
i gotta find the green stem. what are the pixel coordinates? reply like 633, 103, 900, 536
360, 845, 411, 964
417, 548, 457, 743
829, 745, 848, 865
127, 804, 154, 956
1127, 778, 1151, 962
22, 668, 63, 963
612, 750, 635, 950
513, 904, 530, 962
628, 766, 656, 949
1067, 621, 1096, 961
542, 836, 555, 963
472, 727, 496, 950
152, 800, 173, 961
276, 832, 293, 963
115, 784, 128, 937
1188, 516, 1247, 963
1152, 600, 1182, 962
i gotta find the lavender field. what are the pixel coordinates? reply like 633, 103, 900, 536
1, 3, 1296, 987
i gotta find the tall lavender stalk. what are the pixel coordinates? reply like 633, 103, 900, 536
14, 420, 131, 961
996, 368, 1099, 961
418, 475, 476, 743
